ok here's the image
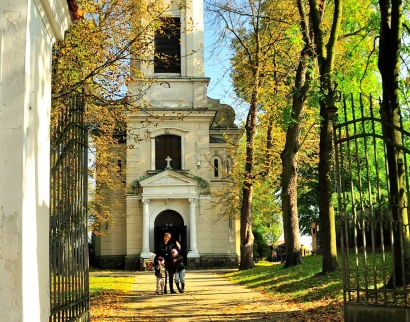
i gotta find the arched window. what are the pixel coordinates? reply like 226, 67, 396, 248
214, 159, 219, 177
226, 158, 232, 173
212, 155, 223, 179
155, 135, 181, 170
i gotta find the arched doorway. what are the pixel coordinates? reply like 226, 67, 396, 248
154, 210, 187, 265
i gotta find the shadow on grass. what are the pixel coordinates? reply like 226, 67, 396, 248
225, 255, 343, 303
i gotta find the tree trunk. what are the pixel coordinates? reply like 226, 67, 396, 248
239, 181, 255, 270
281, 0, 315, 268
239, 68, 259, 270
378, 0, 409, 287
309, 0, 342, 274
318, 102, 339, 273
281, 123, 303, 267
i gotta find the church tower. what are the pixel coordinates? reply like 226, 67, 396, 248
93, 0, 242, 269
129, 0, 208, 109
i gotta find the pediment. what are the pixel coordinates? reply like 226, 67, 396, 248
139, 170, 198, 198
139, 170, 197, 187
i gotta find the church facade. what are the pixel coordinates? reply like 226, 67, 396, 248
92, 0, 242, 269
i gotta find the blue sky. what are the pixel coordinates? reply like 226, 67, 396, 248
202, 16, 249, 122
203, 19, 235, 106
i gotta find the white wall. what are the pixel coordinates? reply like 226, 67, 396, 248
0, 0, 71, 321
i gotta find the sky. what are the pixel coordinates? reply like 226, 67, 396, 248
203, 16, 238, 108
203, 27, 249, 123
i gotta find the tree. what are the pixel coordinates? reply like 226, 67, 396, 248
206, 0, 299, 270
51, 0, 167, 231
377, 0, 410, 287
281, 0, 317, 268
308, 0, 343, 273
252, 230, 271, 262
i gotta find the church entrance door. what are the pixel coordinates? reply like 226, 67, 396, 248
154, 210, 187, 265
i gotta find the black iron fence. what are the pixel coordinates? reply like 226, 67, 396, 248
49, 95, 89, 321
334, 95, 410, 320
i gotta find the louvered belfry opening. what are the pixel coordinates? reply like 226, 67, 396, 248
49, 95, 89, 321
154, 17, 181, 73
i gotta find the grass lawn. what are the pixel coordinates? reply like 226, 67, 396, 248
89, 270, 135, 319
225, 255, 344, 320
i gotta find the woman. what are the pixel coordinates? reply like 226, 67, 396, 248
155, 232, 180, 294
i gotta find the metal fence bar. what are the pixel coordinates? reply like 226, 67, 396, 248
334, 94, 410, 310
50, 95, 89, 321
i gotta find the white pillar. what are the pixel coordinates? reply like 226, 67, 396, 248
140, 198, 151, 258
187, 198, 200, 257
0, 1, 71, 321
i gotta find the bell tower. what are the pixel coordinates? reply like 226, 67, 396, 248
130, 0, 209, 109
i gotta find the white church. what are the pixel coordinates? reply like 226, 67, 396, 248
92, 0, 243, 269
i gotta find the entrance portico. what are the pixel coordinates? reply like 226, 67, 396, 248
139, 170, 200, 259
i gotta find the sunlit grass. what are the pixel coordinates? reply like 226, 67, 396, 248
89, 270, 136, 320
225, 255, 344, 317
89, 270, 134, 296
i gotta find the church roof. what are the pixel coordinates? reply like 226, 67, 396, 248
207, 97, 238, 129
210, 136, 226, 143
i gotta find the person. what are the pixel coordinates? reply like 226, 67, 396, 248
171, 248, 185, 293
155, 232, 180, 294
154, 257, 166, 295
271, 250, 277, 262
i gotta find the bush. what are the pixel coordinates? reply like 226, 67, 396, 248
253, 230, 270, 262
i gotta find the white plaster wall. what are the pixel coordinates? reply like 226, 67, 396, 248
195, 198, 238, 255
184, 0, 204, 77
126, 196, 142, 255
0, 0, 71, 321
100, 197, 127, 255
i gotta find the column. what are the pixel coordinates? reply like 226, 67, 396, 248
187, 198, 200, 257
0, 1, 71, 321
140, 198, 151, 258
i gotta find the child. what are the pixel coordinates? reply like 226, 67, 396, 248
154, 257, 166, 295
171, 249, 185, 293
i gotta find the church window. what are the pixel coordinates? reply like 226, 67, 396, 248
226, 158, 232, 173
155, 135, 181, 170
214, 159, 219, 177
117, 159, 122, 174
212, 155, 223, 179
154, 17, 181, 74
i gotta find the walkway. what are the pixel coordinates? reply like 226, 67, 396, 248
92, 269, 301, 321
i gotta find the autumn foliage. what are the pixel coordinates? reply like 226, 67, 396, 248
52, 0, 174, 232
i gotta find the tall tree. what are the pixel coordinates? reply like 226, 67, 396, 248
206, 0, 293, 269
377, 0, 410, 287
308, 0, 343, 273
281, 0, 316, 267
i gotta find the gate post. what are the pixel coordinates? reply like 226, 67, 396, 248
0, 1, 72, 321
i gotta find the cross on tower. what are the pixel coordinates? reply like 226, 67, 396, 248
165, 156, 172, 169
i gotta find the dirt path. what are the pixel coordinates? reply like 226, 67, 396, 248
91, 269, 303, 321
